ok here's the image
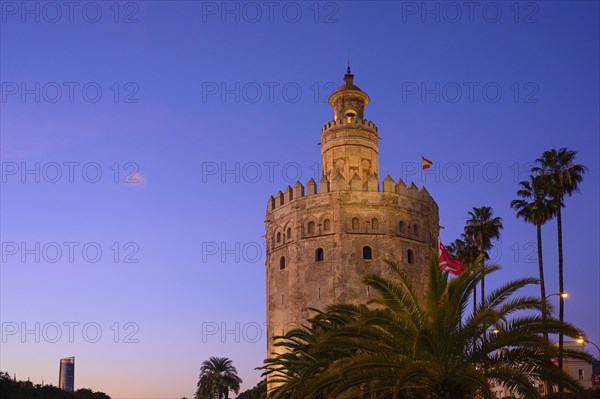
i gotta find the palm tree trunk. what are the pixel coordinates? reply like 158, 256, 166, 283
479, 235, 486, 346
557, 207, 565, 392
480, 235, 485, 306
473, 279, 477, 312
537, 223, 553, 394
537, 223, 548, 332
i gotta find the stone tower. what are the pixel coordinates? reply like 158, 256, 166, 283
265, 68, 440, 361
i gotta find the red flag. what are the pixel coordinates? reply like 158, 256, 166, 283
439, 242, 466, 276
422, 156, 433, 170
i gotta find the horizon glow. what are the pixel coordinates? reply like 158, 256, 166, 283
1, 1, 599, 398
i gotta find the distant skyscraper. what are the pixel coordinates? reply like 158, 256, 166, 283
59, 357, 75, 391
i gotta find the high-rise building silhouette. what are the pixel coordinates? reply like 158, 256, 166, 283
59, 357, 74, 391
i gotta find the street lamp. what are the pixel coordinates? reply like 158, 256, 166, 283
576, 337, 600, 359
545, 292, 568, 299
543, 293, 568, 315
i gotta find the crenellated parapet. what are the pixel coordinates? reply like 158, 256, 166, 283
321, 117, 378, 135
266, 175, 437, 213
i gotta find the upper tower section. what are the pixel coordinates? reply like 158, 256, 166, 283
328, 66, 370, 120
321, 68, 379, 188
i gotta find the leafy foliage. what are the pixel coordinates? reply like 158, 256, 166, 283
511, 175, 559, 228
0, 372, 111, 399
465, 206, 503, 306
236, 379, 266, 399
195, 357, 243, 399
262, 258, 592, 399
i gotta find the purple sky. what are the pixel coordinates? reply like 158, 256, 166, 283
1, 1, 599, 398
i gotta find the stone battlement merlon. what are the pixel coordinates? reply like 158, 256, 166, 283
266, 175, 437, 214
321, 117, 378, 135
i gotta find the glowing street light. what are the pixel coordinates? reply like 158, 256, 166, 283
546, 292, 568, 299
576, 337, 600, 358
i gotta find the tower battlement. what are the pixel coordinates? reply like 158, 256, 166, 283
321, 117, 378, 135
266, 176, 437, 214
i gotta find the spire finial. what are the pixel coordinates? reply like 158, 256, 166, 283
347, 50, 351, 74
344, 61, 354, 85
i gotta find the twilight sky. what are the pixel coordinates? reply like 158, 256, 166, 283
1, 1, 599, 398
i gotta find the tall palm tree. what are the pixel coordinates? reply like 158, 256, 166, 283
533, 148, 587, 375
195, 357, 242, 399
448, 233, 480, 311
465, 207, 503, 306
511, 175, 560, 394
263, 259, 592, 399
511, 175, 559, 329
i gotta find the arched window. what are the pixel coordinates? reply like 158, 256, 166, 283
323, 219, 331, 232
352, 217, 359, 230
399, 221, 406, 234
407, 249, 415, 264
276, 232, 281, 243
279, 256, 286, 270
286, 227, 292, 240
413, 224, 419, 238
362, 246, 372, 260
307, 221, 315, 234
371, 218, 379, 230
315, 248, 324, 261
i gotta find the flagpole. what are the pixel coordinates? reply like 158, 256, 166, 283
421, 154, 426, 187
437, 225, 444, 257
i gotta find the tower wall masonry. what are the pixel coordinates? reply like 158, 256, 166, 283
264, 69, 440, 372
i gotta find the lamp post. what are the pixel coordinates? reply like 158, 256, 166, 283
576, 338, 600, 359
545, 292, 568, 300
544, 293, 568, 317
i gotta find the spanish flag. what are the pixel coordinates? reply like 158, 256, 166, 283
422, 155, 433, 170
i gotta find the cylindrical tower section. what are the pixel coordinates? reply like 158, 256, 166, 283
322, 68, 379, 186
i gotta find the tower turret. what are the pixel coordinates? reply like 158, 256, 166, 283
321, 68, 379, 187
328, 66, 370, 120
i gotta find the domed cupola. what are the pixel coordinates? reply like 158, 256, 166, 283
328, 66, 370, 120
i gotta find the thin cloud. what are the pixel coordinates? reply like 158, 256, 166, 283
126, 171, 147, 188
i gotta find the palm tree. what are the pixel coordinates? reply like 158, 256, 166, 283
511, 175, 559, 329
263, 258, 592, 399
511, 175, 560, 394
533, 148, 587, 373
195, 357, 242, 399
448, 233, 480, 311
465, 206, 503, 306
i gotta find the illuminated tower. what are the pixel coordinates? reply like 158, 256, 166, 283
265, 68, 439, 367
